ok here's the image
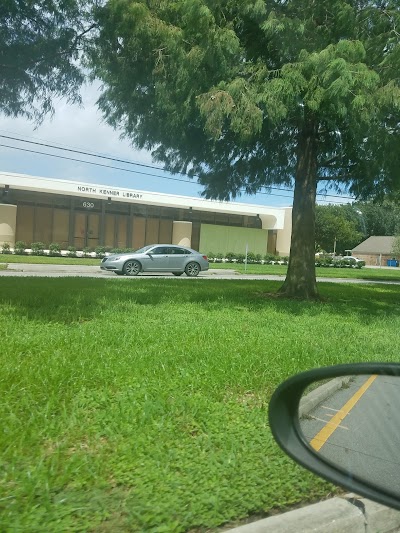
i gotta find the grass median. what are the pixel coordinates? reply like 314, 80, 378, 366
0, 254, 100, 266
1, 278, 399, 531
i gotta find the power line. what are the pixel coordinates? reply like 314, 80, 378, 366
0, 143, 196, 186
0, 133, 167, 173
0, 134, 355, 204
0, 142, 294, 200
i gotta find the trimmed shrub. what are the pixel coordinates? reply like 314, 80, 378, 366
31, 242, 45, 256
1, 242, 11, 254
225, 252, 236, 263
49, 243, 61, 256
67, 246, 77, 258
95, 246, 106, 258
82, 247, 91, 257
264, 253, 276, 263
14, 241, 27, 255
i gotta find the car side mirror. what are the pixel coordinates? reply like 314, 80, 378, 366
268, 363, 400, 511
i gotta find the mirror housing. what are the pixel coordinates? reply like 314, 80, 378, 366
268, 363, 400, 511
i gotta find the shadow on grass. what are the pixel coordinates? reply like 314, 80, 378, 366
0, 277, 399, 325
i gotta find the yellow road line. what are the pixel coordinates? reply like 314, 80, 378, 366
310, 375, 378, 452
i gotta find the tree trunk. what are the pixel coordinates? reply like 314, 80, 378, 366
278, 123, 319, 299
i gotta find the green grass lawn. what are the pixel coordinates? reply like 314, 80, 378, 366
210, 262, 400, 281
1, 278, 400, 532
0, 254, 100, 266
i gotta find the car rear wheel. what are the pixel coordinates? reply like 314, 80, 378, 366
123, 260, 141, 276
172, 272, 183, 276
185, 262, 200, 277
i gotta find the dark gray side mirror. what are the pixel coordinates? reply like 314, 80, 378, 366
268, 363, 400, 511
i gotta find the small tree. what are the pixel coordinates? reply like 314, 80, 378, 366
315, 205, 363, 255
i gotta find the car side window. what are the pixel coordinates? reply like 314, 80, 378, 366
173, 248, 188, 255
151, 247, 168, 255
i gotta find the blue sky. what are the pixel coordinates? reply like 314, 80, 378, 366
0, 82, 350, 208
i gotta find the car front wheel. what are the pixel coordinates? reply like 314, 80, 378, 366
123, 260, 141, 276
185, 262, 200, 277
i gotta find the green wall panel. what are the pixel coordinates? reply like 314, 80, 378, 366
199, 224, 268, 255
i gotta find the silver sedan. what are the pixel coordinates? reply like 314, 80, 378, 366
100, 244, 209, 277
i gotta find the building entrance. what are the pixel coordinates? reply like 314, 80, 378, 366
74, 211, 100, 249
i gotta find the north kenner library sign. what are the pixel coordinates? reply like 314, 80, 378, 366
77, 185, 143, 200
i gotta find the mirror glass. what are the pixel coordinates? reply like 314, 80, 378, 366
299, 374, 400, 497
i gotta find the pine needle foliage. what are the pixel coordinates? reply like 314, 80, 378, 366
0, 0, 97, 122
92, 0, 400, 298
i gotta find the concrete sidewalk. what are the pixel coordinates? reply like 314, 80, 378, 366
227, 494, 400, 532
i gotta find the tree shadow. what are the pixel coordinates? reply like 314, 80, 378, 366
0, 278, 399, 325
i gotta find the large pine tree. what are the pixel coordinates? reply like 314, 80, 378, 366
92, 0, 400, 298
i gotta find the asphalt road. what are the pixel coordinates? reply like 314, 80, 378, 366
1, 263, 400, 284
300, 375, 400, 499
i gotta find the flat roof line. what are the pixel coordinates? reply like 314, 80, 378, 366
0, 171, 291, 225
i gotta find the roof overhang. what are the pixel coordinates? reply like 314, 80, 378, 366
0, 171, 291, 230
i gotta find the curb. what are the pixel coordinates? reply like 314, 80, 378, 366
227, 494, 400, 532
298, 376, 352, 417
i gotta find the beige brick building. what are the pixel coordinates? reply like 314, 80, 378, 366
352, 236, 397, 266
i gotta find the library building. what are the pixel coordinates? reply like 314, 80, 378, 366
0, 171, 292, 256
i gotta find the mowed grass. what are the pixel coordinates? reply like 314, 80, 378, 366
0, 254, 100, 266
1, 278, 400, 532
210, 262, 400, 281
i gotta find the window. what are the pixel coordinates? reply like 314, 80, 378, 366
150, 246, 170, 255
172, 247, 190, 255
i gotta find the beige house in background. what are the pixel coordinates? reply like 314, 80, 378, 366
0, 172, 292, 256
352, 236, 397, 266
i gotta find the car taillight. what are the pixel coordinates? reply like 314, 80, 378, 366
202, 255, 208, 261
